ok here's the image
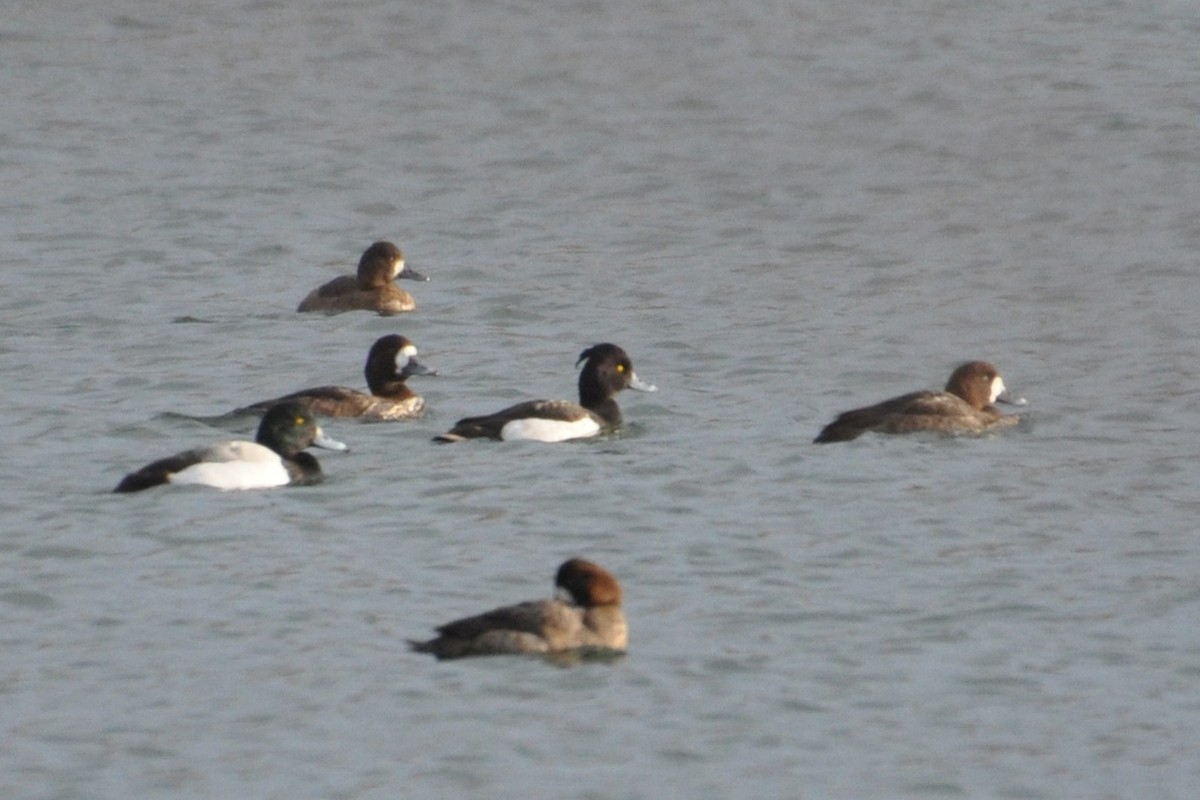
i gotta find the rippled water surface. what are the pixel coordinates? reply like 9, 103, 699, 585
3, 1, 1200, 798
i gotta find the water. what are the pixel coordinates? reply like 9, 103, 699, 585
3, 0, 1199, 797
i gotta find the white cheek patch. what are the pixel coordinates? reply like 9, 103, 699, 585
394, 345, 418, 372
990, 376, 1006, 404
390, 259, 405, 279
501, 416, 601, 443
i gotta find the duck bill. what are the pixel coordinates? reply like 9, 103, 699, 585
995, 392, 1028, 407
401, 357, 439, 378
629, 372, 658, 392
396, 264, 430, 282
313, 427, 349, 452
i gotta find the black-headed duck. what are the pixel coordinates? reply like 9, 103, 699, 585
435, 343, 656, 443
114, 402, 347, 492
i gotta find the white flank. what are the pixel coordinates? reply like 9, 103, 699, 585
168, 442, 290, 490
501, 416, 601, 443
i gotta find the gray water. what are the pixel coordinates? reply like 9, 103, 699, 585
3, 0, 1199, 797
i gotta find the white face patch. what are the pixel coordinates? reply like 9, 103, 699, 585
390, 258, 405, 279
989, 376, 1006, 404
394, 344, 418, 372
501, 416, 601, 443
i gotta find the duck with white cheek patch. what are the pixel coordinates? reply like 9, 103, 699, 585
297, 241, 429, 315
815, 360, 1025, 443
232, 334, 437, 421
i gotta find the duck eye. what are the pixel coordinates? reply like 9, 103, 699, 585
616, 364, 625, 373
295, 416, 306, 425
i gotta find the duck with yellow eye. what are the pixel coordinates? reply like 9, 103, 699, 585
114, 401, 347, 492
435, 343, 656, 443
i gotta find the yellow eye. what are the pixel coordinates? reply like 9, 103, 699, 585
616, 364, 625, 372
296, 416, 306, 425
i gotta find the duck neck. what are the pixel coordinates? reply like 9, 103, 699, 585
587, 398, 622, 426
368, 378, 415, 399
578, 369, 609, 409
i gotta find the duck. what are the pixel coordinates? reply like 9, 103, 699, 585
232, 335, 437, 421
114, 401, 347, 492
814, 360, 1022, 443
409, 559, 628, 660
434, 343, 656, 443
297, 241, 429, 315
